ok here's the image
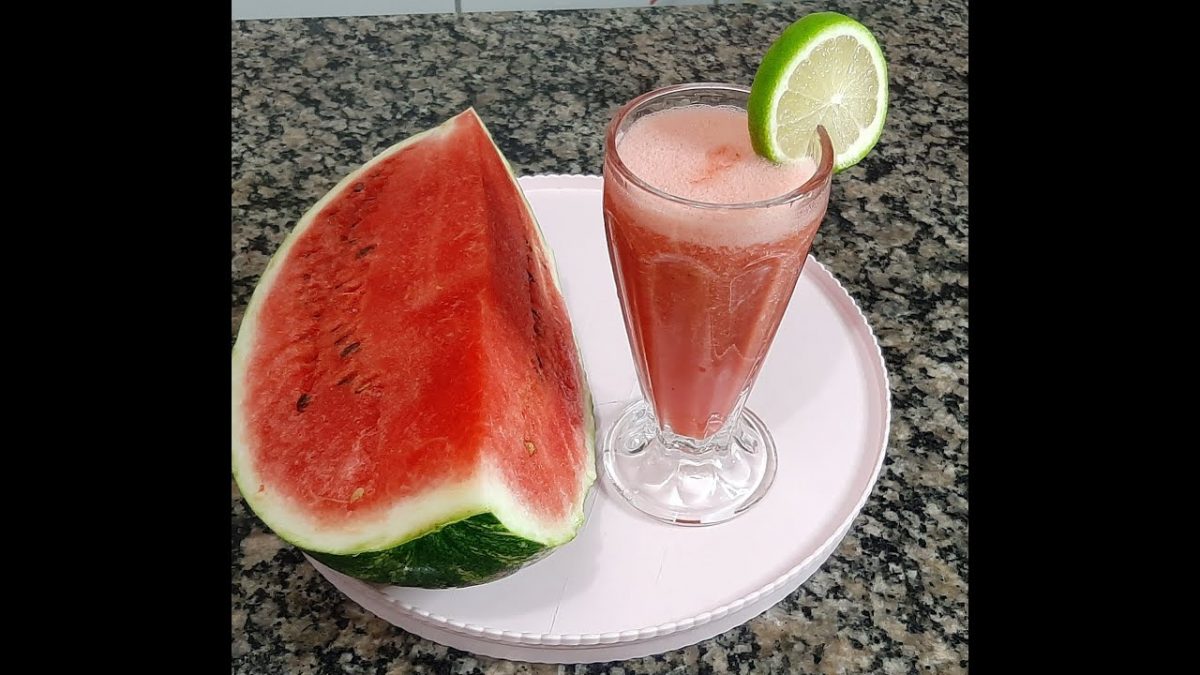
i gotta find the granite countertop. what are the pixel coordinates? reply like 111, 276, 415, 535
231, 1, 968, 672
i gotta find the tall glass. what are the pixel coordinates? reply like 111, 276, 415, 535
601, 83, 834, 525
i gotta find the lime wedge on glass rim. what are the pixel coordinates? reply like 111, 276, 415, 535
747, 12, 888, 171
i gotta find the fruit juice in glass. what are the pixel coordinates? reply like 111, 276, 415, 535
601, 83, 834, 525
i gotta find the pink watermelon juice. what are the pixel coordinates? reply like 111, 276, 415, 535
603, 105, 829, 439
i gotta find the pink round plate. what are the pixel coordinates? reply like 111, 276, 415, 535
307, 174, 891, 663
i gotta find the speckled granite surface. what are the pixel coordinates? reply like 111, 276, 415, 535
231, 0, 967, 672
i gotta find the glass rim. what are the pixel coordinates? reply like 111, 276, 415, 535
603, 82, 835, 211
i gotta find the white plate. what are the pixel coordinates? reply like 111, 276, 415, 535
307, 174, 891, 663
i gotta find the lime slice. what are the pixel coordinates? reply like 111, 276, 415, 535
747, 12, 888, 171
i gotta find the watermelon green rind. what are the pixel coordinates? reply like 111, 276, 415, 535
307, 513, 550, 588
231, 109, 596, 587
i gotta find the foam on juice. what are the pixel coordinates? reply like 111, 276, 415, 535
613, 105, 821, 247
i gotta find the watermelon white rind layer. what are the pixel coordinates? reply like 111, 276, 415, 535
231, 109, 596, 588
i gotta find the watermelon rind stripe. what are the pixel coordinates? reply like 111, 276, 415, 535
307, 512, 549, 588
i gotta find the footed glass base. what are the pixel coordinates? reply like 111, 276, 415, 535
601, 400, 778, 526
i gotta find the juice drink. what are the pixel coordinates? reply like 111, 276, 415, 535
604, 104, 829, 439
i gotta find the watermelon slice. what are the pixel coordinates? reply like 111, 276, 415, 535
231, 109, 596, 588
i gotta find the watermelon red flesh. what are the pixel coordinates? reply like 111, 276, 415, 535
232, 109, 594, 586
